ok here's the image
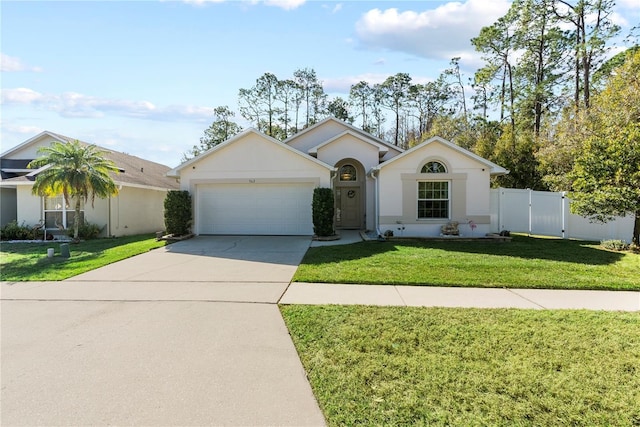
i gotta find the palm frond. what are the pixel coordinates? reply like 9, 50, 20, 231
29, 139, 120, 239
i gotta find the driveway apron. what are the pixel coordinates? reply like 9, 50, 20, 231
1, 236, 326, 427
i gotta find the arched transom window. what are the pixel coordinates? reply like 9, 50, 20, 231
339, 164, 357, 181
421, 161, 447, 174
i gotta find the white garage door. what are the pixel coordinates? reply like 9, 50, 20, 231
197, 183, 315, 235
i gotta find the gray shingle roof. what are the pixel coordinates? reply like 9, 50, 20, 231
0, 132, 180, 190
100, 149, 180, 189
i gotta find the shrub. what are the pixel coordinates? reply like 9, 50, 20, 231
67, 221, 102, 240
0, 221, 37, 240
164, 190, 192, 236
600, 239, 630, 251
312, 187, 335, 237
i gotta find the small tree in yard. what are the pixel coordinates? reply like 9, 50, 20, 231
164, 191, 192, 236
569, 50, 640, 246
312, 188, 335, 237
28, 140, 119, 242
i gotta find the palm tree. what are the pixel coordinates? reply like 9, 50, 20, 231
28, 140, 120, 241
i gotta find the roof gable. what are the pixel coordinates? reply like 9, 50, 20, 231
284, 117, 403, 157
376, 136, 509, 176
167, 128, 334, 177
308, 130, 389, 156
0, 131, 76, 159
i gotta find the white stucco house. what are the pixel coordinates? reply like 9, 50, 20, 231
1, 131, 179, 237
168, 118, 509, 237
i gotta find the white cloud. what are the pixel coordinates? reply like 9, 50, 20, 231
180, 0, 225, 5
1, 87, 45, 103
1, 88, 215, 123
0, 122, 43, 135
323, 73, 384, 93
0, 53, 43, 72
262, 0, 305, 10
82, 129, 176, 159
181, 0, 305, 9
323, 73, 434, 93
618, 0, 640, 10
0, 54, 25, 72
354, 0, 511, 62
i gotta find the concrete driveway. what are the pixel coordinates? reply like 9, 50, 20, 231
1, 236, 326, 426
4, 236, 312, 304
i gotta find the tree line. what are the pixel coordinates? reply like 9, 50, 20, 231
182, 0, 639, 244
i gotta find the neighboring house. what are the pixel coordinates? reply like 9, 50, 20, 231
168, 118, 509, 237
0, 131, 179, 237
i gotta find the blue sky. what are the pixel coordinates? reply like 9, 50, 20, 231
2, 0, 638, 167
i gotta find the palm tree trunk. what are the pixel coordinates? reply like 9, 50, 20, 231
74, 198, 82, 241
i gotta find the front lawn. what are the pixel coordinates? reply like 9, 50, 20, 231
0, 234, 167, 281
293, 235, 640, 291
281, 305, 640, 426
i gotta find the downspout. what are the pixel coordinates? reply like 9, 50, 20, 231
108, 196, 112, 237
369, 168, 382, 238
330, 169, 337, 184
330, 169, 337, 232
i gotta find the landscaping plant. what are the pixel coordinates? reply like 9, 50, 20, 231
28, 140, 120, 242
164, 190, 192, 236
66, 221, 102, 240
0, 221, 39, 241
312, 187, 335, 237
600, 239, 630, 251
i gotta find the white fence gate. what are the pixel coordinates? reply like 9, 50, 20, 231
490, 188, 635, 242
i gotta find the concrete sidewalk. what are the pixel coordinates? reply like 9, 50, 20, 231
5, 280, 637, 311
280, 282, 640, 311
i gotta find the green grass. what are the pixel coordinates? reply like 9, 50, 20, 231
281, 305, 640, 426
293, 234, 640, 291
0, 234, 167, 281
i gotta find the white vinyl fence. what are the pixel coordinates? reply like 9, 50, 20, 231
490, 188, 636, 242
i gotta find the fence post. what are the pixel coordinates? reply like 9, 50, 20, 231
528, 189, 532, 236
561, 192, 566, 239
499, 188, 505, 232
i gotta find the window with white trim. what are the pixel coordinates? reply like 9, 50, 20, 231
417, 181, 449, 219
44, 196, 84, 229
418, 160, 449, 219
421, 161, 447, 173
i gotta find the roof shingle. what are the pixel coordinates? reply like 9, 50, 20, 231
0, 131, 180, 190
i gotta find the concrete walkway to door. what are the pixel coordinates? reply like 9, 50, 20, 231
1, 236, 326, 427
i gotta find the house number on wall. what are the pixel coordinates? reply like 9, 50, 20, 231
347, 190, 356, 198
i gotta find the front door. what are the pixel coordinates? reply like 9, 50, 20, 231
339, 186, 361, 229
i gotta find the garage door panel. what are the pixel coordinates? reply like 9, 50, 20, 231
197, 183, 314, 235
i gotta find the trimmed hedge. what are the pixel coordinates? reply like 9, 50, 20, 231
164, 190, 192, 236
312, 187, 335, 237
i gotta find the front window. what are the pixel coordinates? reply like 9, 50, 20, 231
44, 196, 84, 229
421, 161, 447, 173
418, 181, 449, 219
